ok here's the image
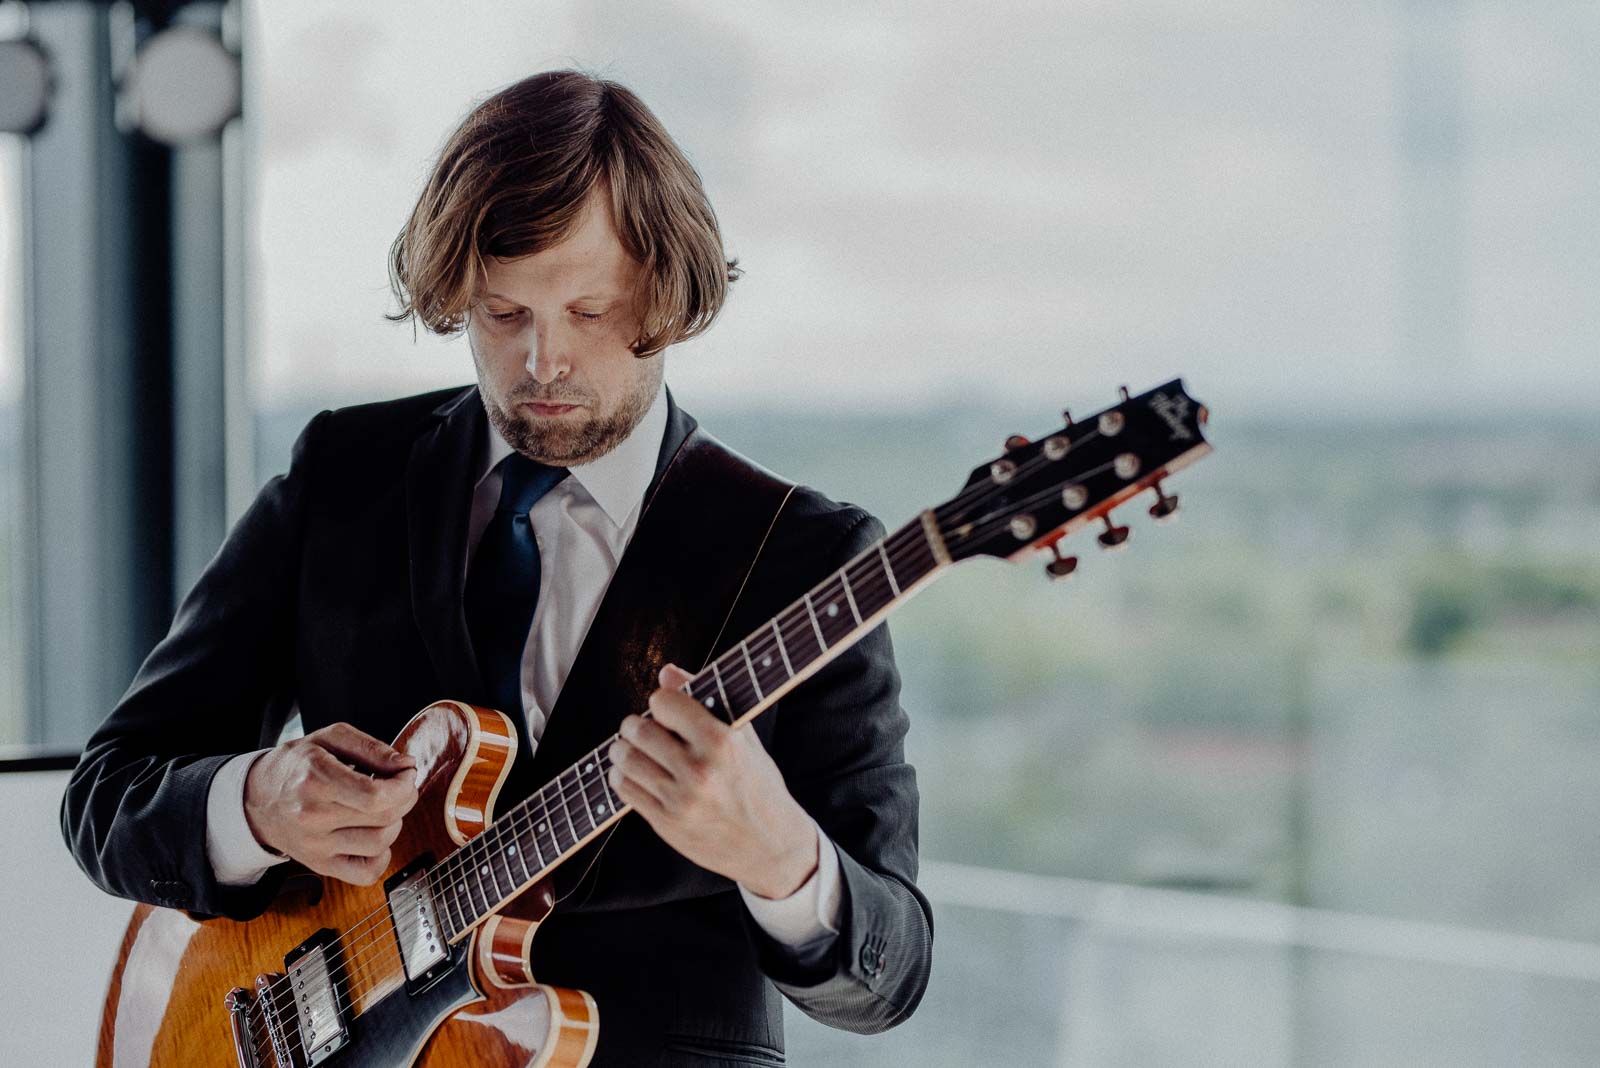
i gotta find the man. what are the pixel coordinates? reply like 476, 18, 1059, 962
61, 69, 932, 1065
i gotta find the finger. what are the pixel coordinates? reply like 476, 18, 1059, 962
608, 739, 675, 805
316, 849, 391, 887
324, 821, 403, 859
658, 662, 694, 689
645, 686, 727, 753
312, 722, 416, 775
308, 747, 419, 817
610, 770, 666, 826
618, 714, 695, 776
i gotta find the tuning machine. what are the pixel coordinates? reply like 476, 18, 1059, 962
1148, 481, 1180, 523
1097, 515, 1131, 550
1044, 543, 1078, 580
1005, 434, 1031, 452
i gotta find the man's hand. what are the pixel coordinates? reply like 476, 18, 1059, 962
607, 664, 818, 899
243, 723, 419, 886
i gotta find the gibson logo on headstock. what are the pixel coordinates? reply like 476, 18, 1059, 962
1148, 391, 1194, 441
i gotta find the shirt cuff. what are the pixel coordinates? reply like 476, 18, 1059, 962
206, 749, 288, 887
737, 817, 843, 952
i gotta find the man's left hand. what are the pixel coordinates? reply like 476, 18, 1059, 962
607, 663, 818, 899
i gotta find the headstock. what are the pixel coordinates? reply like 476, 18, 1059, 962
934, 379, 1211, 578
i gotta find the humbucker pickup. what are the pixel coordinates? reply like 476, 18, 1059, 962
283, 929, 350, 1066
385, 857, 453, 995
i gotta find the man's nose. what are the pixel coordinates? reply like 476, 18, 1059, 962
524, 321, 572, 384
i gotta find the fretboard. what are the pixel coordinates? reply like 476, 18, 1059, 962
426, 511, 948, 939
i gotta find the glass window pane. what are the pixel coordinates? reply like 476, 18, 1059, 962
0, 136, 28, 748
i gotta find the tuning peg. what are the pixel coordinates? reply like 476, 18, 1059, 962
1061, 408, 1073, 426
1005, 434, 1031, 452
1148, 482, 1180, 523
1119, 385, 1131, 401
1097, 515, 1131, 550
1044, 543, 1078, 580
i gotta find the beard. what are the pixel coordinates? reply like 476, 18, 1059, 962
481, 359, 661, 466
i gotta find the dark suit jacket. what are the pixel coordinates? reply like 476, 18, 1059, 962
61, 383, 933, 1066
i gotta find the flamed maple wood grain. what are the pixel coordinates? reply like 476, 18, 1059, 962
95, 701, 597, 1068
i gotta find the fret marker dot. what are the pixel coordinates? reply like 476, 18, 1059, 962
584, 762, 594, 772
506, 845, 516, 856
597, 803, 607, 813
537, 823, 546, 833
827, 603, 839, 617
480, 864, 489, 876
706, 696, 716, 707
761, 656, 772, 668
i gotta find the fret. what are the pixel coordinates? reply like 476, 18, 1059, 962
436, 872, 467, 935
467, 857, 491, 917
515, 819, 544, 873
577, 753, 612, 823
730, 648, 763, 710
892, 521, 939, 586
812, 575, 854, 647
451, 876, 474, 929
533, 791, 560, 861
839, 568, 863, 624
770, 619, 794, 676
846, 554, 894, 620
878, 542, 901, 596
433, 874, 464, 940
710, 659, 733, 718
739, 641, 765, 702
803, 593, 828, 650
566, 773, 597, 838
598, 746, 623, 814
552, 772, 582, 843
778, 604, 823, 669
470, 838, 501, 902
476, 843, 507, 903
689, 673, 728, 723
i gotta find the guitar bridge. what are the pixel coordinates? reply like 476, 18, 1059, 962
283, 929, 350, 1066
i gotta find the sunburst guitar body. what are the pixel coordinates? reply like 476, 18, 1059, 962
96, 701, 599, 1068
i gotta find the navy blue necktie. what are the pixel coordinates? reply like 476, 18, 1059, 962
465, 453, 569, 718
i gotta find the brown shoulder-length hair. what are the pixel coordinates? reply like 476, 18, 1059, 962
386, 69, 740, 358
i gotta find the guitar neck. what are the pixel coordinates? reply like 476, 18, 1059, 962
428, 512, 952, 939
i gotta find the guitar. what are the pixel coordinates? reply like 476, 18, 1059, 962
96, 379, 1212, 1067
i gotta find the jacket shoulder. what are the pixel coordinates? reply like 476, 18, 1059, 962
295, 384, 476, 474
690, 428, 882, 553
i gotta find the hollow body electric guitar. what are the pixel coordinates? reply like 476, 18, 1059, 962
97, 380, 1212, 1068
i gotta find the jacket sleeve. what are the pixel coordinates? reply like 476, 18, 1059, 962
59, 411, 329, 920
740, 508, 935, 1034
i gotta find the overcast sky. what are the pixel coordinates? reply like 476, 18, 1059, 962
4, 1, 1598, 421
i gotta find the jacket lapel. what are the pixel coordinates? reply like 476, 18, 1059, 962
405, 385, 487, 705
523, 389, 710, 792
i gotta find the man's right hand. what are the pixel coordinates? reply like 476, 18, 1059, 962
243, 723, 419, 886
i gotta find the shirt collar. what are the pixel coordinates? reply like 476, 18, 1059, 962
478, 381, 668, 529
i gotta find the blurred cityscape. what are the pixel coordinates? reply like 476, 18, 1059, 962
184, 394, 1596, 1064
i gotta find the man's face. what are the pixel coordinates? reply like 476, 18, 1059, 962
466, 186, 663, 466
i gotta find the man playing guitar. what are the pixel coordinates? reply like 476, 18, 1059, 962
63, 69, 932, 1067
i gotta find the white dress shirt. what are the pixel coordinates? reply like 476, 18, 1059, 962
204, 383, 841, 953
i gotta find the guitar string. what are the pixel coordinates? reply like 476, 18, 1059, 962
245, 432, 1153, 1058
243, 525, 943, 1058
245, 446, 1136, 1059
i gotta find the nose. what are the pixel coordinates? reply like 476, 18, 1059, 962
524, 319, 572, 385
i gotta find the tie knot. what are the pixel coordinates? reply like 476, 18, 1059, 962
496, 453, 568, 516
